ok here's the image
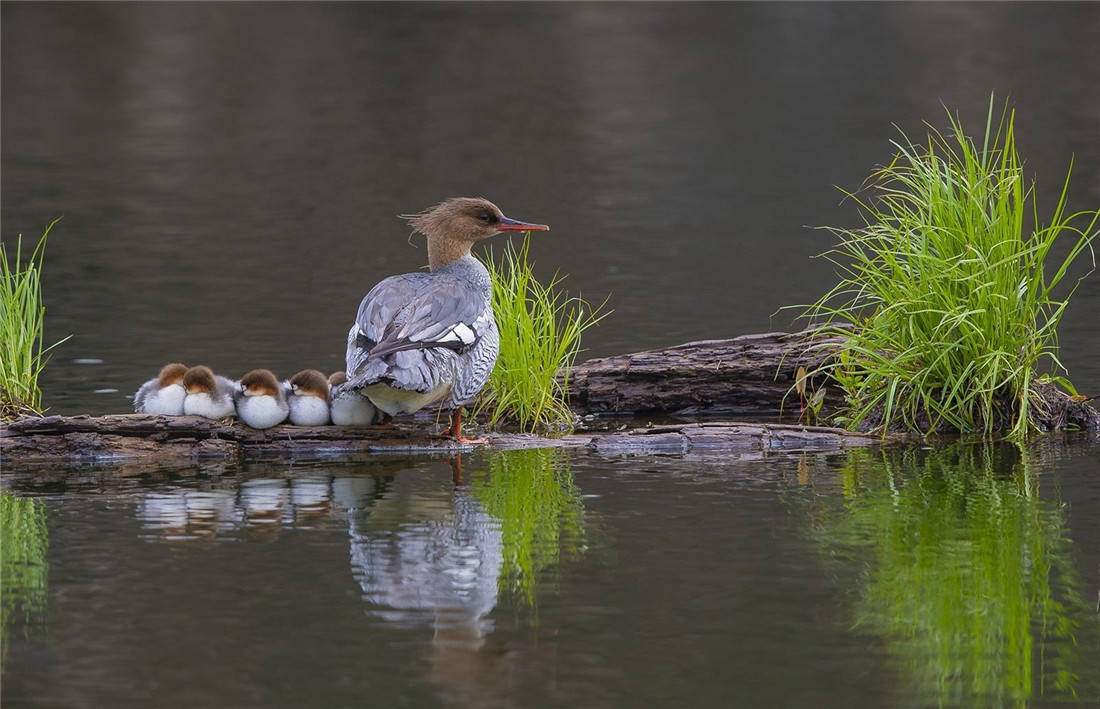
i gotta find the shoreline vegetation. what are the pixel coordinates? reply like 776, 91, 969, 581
0, 219, 69, 420
794, 98, 1099, 439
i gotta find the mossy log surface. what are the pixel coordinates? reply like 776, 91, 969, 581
0, 414, 895, 463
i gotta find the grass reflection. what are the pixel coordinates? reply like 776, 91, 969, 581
0, 492, 49, 671
469, 449, 588, 612
812, 444, 1097, 705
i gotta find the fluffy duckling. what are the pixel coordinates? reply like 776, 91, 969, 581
134, 362, 188, 415
286, 369, 331, 426
328, 371, 378, 426
234, 369, 289, 429
182, 365, 237, 419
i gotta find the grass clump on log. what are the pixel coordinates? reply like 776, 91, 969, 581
1, 218, 70, 419
477, 233, 610, 434
801, 98, 1099, 438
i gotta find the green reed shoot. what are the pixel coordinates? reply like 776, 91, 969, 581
1, 218, 70, 418
477, 233, 610, 434
800, 98, 1099, 437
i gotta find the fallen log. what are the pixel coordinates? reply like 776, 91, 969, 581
0, 413, 895, 463
565, 330, 836, 418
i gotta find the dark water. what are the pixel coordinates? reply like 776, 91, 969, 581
2, 2, 1099, 415
3, 442, 1100, 707
4, 4, 1100, 707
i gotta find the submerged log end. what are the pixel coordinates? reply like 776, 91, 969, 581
587, 422, 900, 456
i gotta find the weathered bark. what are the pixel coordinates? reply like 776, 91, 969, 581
0, 414, 488, 462
1, 414, 894, 463
565, 330, 839, 418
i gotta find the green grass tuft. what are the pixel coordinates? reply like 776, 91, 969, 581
799, 98, 1099, 437
477, 233, 610, 434
1, 218, 70, 419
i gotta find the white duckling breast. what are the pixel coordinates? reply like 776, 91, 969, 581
237, 395, 289, 429
288, 395, 331, 426
183, 392, 236, 419
330, 391, 377, 426
135, 382, 186, 415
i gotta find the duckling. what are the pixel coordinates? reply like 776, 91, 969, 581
181, 365, 237, 419
343, 197, 548, 441
134, 362, 188, 415
234, 369, 289, 429
286, 369, 331, 426
328, 371, 378, 426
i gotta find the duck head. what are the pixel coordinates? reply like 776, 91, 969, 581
402, 197, 549, 269
182, 365, 217, 395
239, 369, 282, 398
157, 363, 189, 388
288, 369, 330, 399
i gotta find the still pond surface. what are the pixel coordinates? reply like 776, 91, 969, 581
4, 442, 1100, 707
3, 3, 1100, 707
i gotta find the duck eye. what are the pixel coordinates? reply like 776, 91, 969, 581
477, 212, 491, 223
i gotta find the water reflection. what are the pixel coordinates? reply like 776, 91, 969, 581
129, 451, 589, 701
349, 481, 502, 646
470, 449, 588, 611
810, 443, 1099, 705
135, 473, 384, 541
346, 450, 587, 704
0, 493, 49, 673
137, 490, 239, 539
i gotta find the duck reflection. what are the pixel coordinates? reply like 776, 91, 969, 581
137, 490, 239, 540
130, 452, 590, 701
134, 469, 387, 540
348, 462, 503, 649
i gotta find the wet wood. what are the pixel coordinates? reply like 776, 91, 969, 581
585, 422, 896, 455
565, 329, 840, 418
1, 414, 892, 463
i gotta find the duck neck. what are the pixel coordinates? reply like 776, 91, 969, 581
427, 236, 473, 271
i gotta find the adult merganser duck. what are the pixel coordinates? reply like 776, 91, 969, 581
134, 362, 188, 415
328, 371, 378, 426
286, 369, 331, 426
344, 197, 549, 441
182, 365, 237, 419
234, 369, 289, 429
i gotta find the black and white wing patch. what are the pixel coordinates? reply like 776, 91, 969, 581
346, 272, 486, 388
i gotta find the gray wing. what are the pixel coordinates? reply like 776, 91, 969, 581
345, 272, 487, 393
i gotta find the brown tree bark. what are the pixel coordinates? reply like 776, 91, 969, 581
565, 330, 837, 418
